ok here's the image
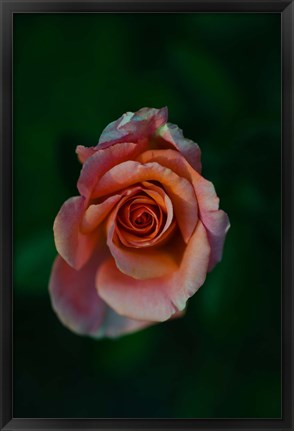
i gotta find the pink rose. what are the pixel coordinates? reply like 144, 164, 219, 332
49, 107, 230, 338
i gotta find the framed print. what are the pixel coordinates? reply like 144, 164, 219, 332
1, 1, 293, 430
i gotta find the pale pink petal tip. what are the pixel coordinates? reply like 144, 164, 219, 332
76, 145, 97, 164
157, 122, 202, 172
207, 211, 230, 271
98, 107, 168, 148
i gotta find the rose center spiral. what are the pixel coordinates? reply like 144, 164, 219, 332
132, 207, 152, 227
115, 192, 167, 248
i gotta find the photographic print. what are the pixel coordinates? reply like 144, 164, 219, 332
13, 11, 280, 418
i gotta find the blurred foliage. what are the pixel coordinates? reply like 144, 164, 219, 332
13, 13, 281, 418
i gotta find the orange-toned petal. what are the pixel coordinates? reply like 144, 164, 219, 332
156, 123, 202, 172
117, 195, 161, 240
82, 186, 146, 236
107, 207, 181, 279
77, 141, 147, 198
93, 160, 198, 244
96, 221, 210, 321
168, 221, 210, 310
131, 181, 175, 243
141, 181, 172, 212
53, 196, 100, 270
115, 186, 176, 249
117, 202, 161, 245
96, 258, 178, 322
81, 194, 121, 234
137, 149, 230, 269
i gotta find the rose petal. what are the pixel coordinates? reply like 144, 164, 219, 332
192, 176, 230, 270
117, 220, 177, 249
138, 182, 176, 242
92, 160, 198, 244
49, 251, 153, 338
136, 149, 230, 269
156, 123, 202, 172
75, 145, 97, 164
117, 201, 161, 244
106, 189, 180, 278
49, 252, 107, 336
75, 107, 167, 164
99, 309, 154, 338
98, 107, 168, 148
98, 112, 135, 146
101, 307, 184, 338
81, 194, 122, 234
96, 221, 210, 321
117, 195, 163, 241
107, 206, 183, 279
141, 181, 172, 212
137, 182, 177, 241
53, 196, 100, 270
82, 186, 148, 235
77, 141, 148, 198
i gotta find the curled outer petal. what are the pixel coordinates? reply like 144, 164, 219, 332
75, 107, 201, 172
96, 221, 210, 322
49, 250, 154, 338
77, 141, 148, 198
75, 107, 168, 164
156, 122, 202, 173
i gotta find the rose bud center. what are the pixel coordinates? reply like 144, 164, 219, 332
115, 192, 170, 248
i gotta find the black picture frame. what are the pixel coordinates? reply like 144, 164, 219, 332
1, 0, 293, 430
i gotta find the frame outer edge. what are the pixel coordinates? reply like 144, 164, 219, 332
282, 1, 293, 431
0, 1, 13, 430
1, 1, 293, 431
0, 0, 293, 13
289, 3, 294, 431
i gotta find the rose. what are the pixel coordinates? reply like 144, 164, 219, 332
49, 107, 230, 338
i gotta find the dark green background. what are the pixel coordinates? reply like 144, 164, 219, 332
13, 13, 281, 418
